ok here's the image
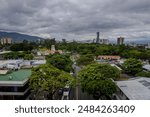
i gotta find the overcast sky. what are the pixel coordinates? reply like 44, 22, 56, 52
0, 0, 150, 41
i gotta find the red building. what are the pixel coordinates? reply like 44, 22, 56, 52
97, 55, 121, 60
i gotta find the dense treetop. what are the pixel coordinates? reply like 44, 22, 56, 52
46, 54, 73, 73
56, 42, 150, 61
76, 54, 95, 66
29, 64, 75, 99
78, 63, 121, 99
123, 58, 143, 76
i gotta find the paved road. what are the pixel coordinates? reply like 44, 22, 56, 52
73, 64, 80, 100
72, 64, 94, 100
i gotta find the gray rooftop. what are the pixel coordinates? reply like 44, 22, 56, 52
116, 77, 150, 100
143, 64, 150, 71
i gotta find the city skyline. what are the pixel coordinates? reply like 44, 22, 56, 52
0, 0, 150, 41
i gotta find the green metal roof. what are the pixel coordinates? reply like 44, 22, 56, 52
0, 69, 31, 81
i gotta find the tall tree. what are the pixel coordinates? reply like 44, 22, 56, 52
46, 54, 73, 72
123, 58, 143, 75
76, 54, 94, 66
78, 63, 120, 99
29, 64, 74, 100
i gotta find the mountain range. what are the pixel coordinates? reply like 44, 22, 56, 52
0, 31, 44, 42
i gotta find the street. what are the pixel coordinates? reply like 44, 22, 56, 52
71, 64, 94, 100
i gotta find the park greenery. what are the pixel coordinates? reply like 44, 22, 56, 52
3, 39, 150, 62
78, 63, 121, 99
56, 42, 150, 61
29, 64, 75, 100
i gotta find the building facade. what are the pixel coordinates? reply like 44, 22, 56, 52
117, 37, 124, 45
96, 32, 100, 44
0, 69, 31, 100
97, 55, 121, 61
1, 37, 12, 45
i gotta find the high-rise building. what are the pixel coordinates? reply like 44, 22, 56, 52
145, 42, 150, 49
0, 37, 12, 45
96, 32, 100, 43
117, 37, 124, 45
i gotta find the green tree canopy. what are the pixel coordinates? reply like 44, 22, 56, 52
135, 71, 150, 77
76, 54, 94, 66
43, 42, 150, 61
3, 51, 33, 60
122, 58, 143, 75
10, 43, 33, 51
128, 50, 141, 59
24, 54, 33, 60
78, 63, 120, 99
46, 54, 73, 72
29, 64, 75, 99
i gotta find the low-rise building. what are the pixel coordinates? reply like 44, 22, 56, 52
31, 60, 46, 67
37, 45, 63, 56
0, 69, 31, 100
46, 50, 63, 55
96, 55, 121, 63
0, 60, 23, 70
97, 55, 120, 60
114, 77, 150, 100
0, 60, 46, 70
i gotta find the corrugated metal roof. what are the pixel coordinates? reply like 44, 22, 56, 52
116, 77, 150, 100
143, 64, 150, 71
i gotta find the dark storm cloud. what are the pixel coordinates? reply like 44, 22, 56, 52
0, 0, 150, 40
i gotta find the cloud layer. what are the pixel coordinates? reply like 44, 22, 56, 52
0, 0, 150, 41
